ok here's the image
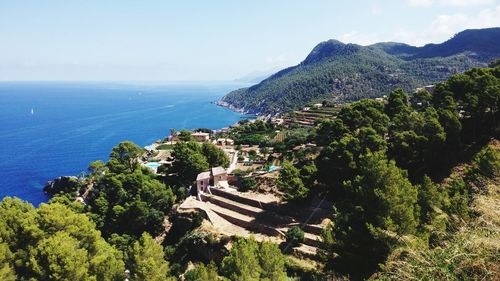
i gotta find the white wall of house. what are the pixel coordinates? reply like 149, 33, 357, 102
197, 178, 210, 192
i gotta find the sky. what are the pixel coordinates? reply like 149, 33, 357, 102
0, 0, 499, 81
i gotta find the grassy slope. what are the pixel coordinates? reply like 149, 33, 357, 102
372, 140, 500, 280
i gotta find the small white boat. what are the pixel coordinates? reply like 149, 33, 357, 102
30, 108, 34, 115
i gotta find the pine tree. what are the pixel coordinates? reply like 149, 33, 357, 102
129, 233, 169, 281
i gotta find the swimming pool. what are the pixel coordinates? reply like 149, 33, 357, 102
146, 162, 160, 168
268, 165, 281, 172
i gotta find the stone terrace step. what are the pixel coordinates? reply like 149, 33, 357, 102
202, 193, 295, 226
201, 193, 263, 217
293, 244, 318, 260
206, 202, 282, 237
280, 227, 322, 248
287, 222, 324, 236
210, 188, 331, 224
207, 188, 326, 247
290, 206, 332, 224
210, 188, 279, 210
303, 232, 322, 248
183, 196, 323, 261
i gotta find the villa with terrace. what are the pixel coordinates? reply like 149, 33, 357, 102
192, 132, 210, 142
196, 166, 228, 194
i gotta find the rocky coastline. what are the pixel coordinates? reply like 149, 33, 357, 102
215, 99, 276, 118
215, 100, 249, 114
43, 176, 79, 196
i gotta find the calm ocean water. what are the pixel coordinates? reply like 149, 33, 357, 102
0, 82, 245, 205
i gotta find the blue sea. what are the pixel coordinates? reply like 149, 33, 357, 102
0, 82, 245, 205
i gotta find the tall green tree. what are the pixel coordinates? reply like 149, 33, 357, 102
411, 89, 432, 109
0, 241, 15, 281
171, 141, 209, 181
202, 142, 230, 168
220, 237, 287, 281
129, 233, 169, 281
31, 232, 90, 281
358, 126, 387, 153
388, 107, 445, 174
316, 133, 361, 189
434, 94, 462, 147
258, 241, 287, 281
169, 128, 177, 139
86, 167, 175, 237
0, 199, 125, 281
315, 119, 349, 146
386, 89, 410, 117
417, 175, 446, 230
221, 237, 261, 281
178, 130, 194, 142
435, 67, 499, 140
277, 162, 308, 201
347, 152, 419, 238
108, 141, 144, 173
88, 160, 108, 179
184, 262, 219, 281
338, 99, 389, 134
300, 162, 318, 188
468, 144, 500, 179
332, 152, 419, 274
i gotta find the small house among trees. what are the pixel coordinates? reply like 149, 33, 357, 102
195, 166, 228, 194
192, 132, 210, 142
214, 138, 234, 146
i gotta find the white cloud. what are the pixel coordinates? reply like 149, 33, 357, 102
339, 31, 382, 45
266, 53, 287, 64
445, 0, 495, 6
405, 5, 500, 45
340, 30, 360, 42
340, 5, 500, 46
407, 0, 434, 7
407, 0, 495, 7
371, 4, 382, 15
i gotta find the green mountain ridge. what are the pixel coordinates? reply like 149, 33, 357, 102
220, 28, 500, 115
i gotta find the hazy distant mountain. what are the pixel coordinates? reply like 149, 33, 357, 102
220, 28, 500, 115
234, 69, 281, 84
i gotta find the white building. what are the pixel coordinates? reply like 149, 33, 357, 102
192, 132, 210, 142
195, 166, 229, 195
215, 138, 234, 146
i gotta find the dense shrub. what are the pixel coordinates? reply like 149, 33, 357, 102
285, 227, 305, 246
239, 177, 256, 192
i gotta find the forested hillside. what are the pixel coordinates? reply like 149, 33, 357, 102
306, 65, 499, 279
220, 28, 500, 115
0, 65, 498, 280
